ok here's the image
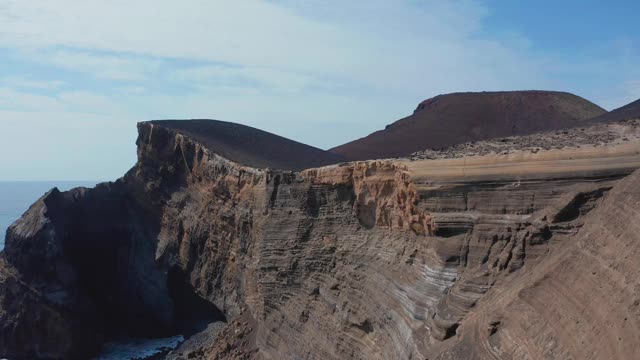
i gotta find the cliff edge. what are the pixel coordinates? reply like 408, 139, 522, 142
2, 112, 640, 359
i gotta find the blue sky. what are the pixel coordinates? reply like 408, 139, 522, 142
0, 0, 639, 181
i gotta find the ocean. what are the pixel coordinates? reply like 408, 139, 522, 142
0, 181, 100, 250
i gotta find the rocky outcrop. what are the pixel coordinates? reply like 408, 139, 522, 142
0, 180, 179, 359
142, 119, 345, 171
2, 119, 640, 359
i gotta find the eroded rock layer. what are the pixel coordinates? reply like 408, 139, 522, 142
2, 119, 640, 359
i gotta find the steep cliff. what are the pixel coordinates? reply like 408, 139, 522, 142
435, 168, 640, 360
1, 119, 640, 359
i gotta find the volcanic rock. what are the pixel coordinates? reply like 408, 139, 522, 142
586, 97, 640, 124
2, 115, 640, 359
145, 119, 345, 171
330, 91, 606, 160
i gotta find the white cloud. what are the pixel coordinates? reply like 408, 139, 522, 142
0, 87, 63, 111
38, 49, 162, 81
0, 1, 351, 69
0, 0, 547, 96
56, 90, 124, 114
1, 76, 64, 90
174, 65, 316, 94
118, 86, 146, 94
0, 86, 123, 115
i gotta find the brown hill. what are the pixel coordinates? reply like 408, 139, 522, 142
330, 91, 606, 160
586, 97, 640, 123
145, 120, 345, 171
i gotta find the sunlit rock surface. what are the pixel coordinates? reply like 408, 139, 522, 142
1, 118, 640, 359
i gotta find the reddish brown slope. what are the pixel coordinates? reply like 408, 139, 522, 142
330, 91, 606, 161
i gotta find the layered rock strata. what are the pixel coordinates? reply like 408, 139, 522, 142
1, 119, 640, 359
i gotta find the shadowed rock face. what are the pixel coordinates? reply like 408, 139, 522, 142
0, 181, 183, 358
330, 91, 606, 161
2, 117, 640, 360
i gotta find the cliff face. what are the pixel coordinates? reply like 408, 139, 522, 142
2, 120, 640, 359
436, 168, 640, 360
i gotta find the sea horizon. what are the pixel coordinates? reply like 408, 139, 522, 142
0, 181, 102, 249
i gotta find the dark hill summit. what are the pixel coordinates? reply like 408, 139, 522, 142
586, 97, 640, 124
330, 90, 606, 160
145, 120, 345, 171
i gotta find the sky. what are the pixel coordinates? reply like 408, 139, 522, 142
0, 0, 639, 181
